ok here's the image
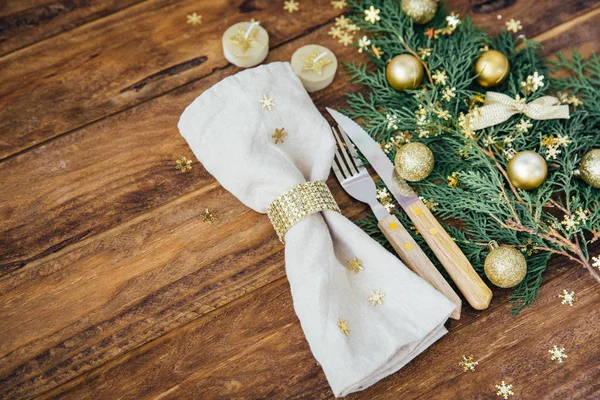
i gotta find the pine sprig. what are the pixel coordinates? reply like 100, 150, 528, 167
343, 0, 600, 313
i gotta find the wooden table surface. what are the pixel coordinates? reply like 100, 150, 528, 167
1, 1, 599, 399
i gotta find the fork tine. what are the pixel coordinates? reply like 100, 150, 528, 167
337, 125, 364, 171
332, 126, 359, 176
330, 127, 350, 181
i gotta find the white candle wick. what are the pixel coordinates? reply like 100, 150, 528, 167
313, 51, 328, 62
244, 21, 259, 39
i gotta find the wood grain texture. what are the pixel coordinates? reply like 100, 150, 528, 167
0, 0, 599, 399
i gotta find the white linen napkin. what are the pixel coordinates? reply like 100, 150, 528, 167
178, 62, 455, 397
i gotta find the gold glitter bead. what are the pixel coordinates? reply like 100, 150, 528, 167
394, 142, 434, 182
401, 0, 438, 24
484, 241, 527, 288
474, 50, 510, 88
574, 149, 600, 188
386, 54, 424, 91
506, 150, 547, 190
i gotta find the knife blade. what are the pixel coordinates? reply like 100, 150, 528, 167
327, 107, 492, 310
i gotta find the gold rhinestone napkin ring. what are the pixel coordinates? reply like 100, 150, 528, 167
267, 181, 341, 244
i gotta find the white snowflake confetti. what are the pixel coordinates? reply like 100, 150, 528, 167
592, 256, 600, 269
549, 345, 568, 363
495, 381, 514, 399
459, 355, 479, 372
559, 289, 576, 306
357, 35, 371, 53
368, 289, 385, 306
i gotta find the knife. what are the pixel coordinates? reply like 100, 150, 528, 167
327, 108, 492, 310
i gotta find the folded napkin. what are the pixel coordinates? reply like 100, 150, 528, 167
178, 62, 455, 397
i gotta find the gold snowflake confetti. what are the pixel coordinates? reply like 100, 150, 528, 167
545, 146, 561, 160
357, 35, 371, 53
446, 13, 461, 28
272, 128, 287, 144
442, 86, 456, 102
337, 318, 350, 336
376, 188, 395, 211
432, 70, 448, 85
338, 32, 354, 46
328, 25, 344, 39
592, 256, 600, 269
186, 12, 202, 25
559, 289, 576, 306
420, 196, 439, 211
302, 49, 333, 75
521, 71, 544, 95
480, 44, 490, 52
230, 23, 259, 52
335, 15, 351, 29
557, 92, 584, 107
417, 47, 432, 59
560, 214, 577, 231
436, 109, 451, 120
202, 208, 217, 224
448, 172, 459, 187
371, 45, 384, 59
346, 256, 364, 274
331, 0, 347, 9
347, 23, 360, 32
515, 118, 533, 134
176, 156, 193, 172
259, 95, 275, 110
495, 381, 514, 399
549, 345, 568, 363
364, 6, 381, 24
368, 289, 385, 306
505, 18, 522, 33
283, 0, 299, 13
459, 355, 479, 372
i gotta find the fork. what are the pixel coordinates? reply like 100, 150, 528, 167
331, 126, 462, 320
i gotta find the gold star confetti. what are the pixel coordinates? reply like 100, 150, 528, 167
459, 355, 478, 372
549, 345, 568, 363
505, 18, 522, 33
328, 25, 344, 39
186, 12, 202, 25
417, 47, 432, 59
176, 156, 193, 172
338, 32, 354, 46
368, 289, 385, 306
448, 172, 460, 187
229, 23, 260, 52
335, 15, 351, 29
357, 36, 371, 53
331, 0, 347, 10
364, 6, 381, 24
272, 128, 287, 144
283, 0, 299, 13
432, 70, 448, 85
337, 318, 350, 336
559, 289, 576, 306
302, 49, 333, 75
371, 45, 384, 59
592, 256, 600, 269
259, 95, 275, 110
346, 256, 364, 274
202, 208, 217, 224
495, 381, 514, 399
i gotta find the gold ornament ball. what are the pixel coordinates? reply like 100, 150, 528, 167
507, 150, 548, 190
401, 0, 438, 24
474, 50, 510, 88
386, 54, 424, 91
484, 241, 527, 288
394, 142, 434, 182
574, 149, 600, 188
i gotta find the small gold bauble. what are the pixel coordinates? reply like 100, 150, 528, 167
484, 241, 527, 288
386, 54, 424, 91
401, 0, 438, 24
394, 142, 434, 182
574, 149, 600, 188
506, 150, 548, 190
474, 50, 510, 88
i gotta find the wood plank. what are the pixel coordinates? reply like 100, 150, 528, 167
38, 261, 599, 399
1, 0, 598, 160
0, 0, 146, 56
0, 0, 345, 159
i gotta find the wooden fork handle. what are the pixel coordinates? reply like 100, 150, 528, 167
404, 199, 492, 310
378, 214, 461, 320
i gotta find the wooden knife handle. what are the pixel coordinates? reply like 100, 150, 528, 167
378, 214, 462, 320
404, 199, 492, 310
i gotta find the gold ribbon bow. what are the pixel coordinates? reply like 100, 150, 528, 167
471, 92, 570, 130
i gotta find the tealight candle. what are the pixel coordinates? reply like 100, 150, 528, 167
291, 44, 338, 92
222, 21, 269, 68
